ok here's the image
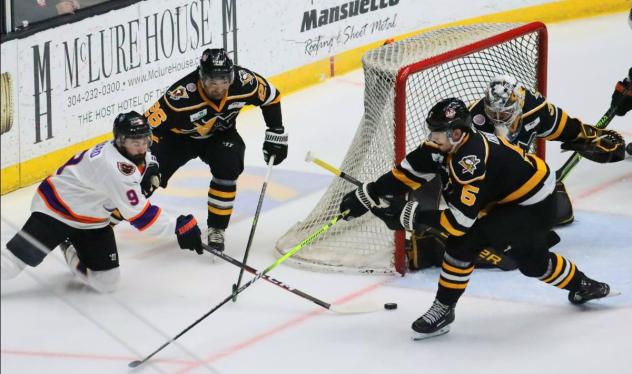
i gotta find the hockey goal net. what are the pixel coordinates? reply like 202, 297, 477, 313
275, 22, 548, 275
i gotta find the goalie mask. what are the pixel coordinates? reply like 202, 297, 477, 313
484, 75, 525, 142
113, 111, 152, 164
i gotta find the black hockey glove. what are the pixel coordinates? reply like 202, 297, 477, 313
175, 215, 203, 254
263, 128, 288, 165
611, 68, 632, 116
561, 126, 625, 163
140, 157, 161, 198
339, 183, 386, 221
371, 197, 418, 231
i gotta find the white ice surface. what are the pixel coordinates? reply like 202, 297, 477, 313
2, 13, 632, 374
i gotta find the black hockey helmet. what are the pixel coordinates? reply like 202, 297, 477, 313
199, 48, 234, 84
113, 111, 152, 164
425, 98, 472, 133
113, 111, 151, 142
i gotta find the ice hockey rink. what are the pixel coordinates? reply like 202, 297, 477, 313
2, 12, 632, 374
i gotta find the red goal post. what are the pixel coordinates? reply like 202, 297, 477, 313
276, 22, 548, 275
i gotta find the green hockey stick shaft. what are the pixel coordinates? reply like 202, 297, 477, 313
128, 212, 346, 369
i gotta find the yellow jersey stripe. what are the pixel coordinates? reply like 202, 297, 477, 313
522, 100, 547, 118
440, 211, 465, 237
498, 155, 547, 204
391, 168, 422, 190
544, 111, 568, 140
263, 94, 282, 106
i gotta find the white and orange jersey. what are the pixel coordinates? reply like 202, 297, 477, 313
31, 141, 175, 237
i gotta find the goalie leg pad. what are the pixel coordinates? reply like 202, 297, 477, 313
408, 228, 446, 270
553, 181, 574, 226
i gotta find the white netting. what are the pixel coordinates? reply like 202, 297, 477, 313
275, 23, 546, 274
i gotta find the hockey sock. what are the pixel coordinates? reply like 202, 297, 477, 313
538, 252, 582, 291
436, 252, 475, 306
207, 177, 237, 229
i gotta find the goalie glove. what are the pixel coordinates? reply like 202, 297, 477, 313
371, 196, 419, 231
140, 156, 161, 198
561, 125, 625, 163
339, 183, 387, 221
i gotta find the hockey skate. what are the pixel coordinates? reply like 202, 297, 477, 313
60, 240, 88, 279
207, 228, 225, 252
412, 299, 455, 340
568, 275, 615, 305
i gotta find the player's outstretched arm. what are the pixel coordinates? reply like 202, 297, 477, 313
611, 67, 632, 116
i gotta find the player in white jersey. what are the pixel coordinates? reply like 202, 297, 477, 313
1, 112, 203, 292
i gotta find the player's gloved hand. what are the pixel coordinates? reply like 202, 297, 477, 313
611, 68, 632, 116
561, 126, 625, 163
371, 197, 418, 231
339, 183, 385, 221
140, 157, 161, 198
175, 215, 203, 254
263, 128, 288, 165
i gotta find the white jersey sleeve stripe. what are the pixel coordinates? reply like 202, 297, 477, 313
38, 178, 108, 224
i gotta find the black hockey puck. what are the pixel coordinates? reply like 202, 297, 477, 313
384, 303, 398, 310
626, 142, 632, 156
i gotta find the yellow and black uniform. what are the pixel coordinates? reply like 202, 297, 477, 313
469, 85, 624, 227
144, 67, 282, 229
371, 129, 588, 306
469, 88, 584, 152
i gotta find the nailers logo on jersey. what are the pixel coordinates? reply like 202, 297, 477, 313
193, 117, 217, 137
168, 85, 189, 101
117, 162, 136, 176
458, 155, 480, 175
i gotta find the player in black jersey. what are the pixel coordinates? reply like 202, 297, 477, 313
469, 75, 625, 226
339, 98, 613, 339
138, 48, 288, 251
611, 67, 632, 117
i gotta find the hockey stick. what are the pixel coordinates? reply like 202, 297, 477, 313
204, 243, 382, 313
128, 212, 347, 369
556, 74, 632, 182
305, 151, 518, 271
231, 155, 275, 302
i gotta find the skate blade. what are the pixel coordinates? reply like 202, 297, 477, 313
606, 290, 622, 299
412, 326, 450, 341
